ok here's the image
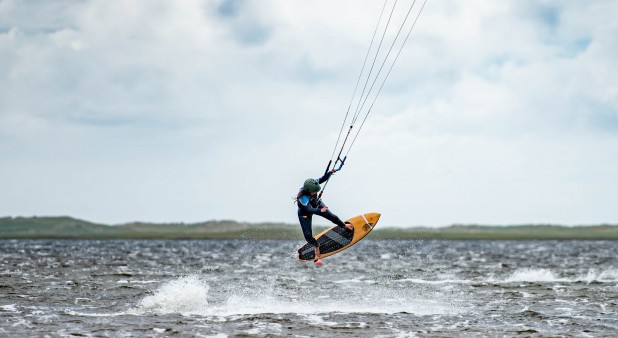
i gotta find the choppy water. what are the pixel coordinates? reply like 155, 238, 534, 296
1, 239, 617, 337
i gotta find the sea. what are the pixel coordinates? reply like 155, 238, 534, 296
1, 239, 617, 337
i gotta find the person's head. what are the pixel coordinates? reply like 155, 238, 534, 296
303, 178, 320, 194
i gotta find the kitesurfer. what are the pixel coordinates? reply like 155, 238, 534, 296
296, 168, 353, 259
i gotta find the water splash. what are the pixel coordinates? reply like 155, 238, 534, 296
137, 275, 209, 315
134, 275, 459, 316
579, 269, 618, 283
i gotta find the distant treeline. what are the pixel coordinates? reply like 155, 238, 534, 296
1, 216, 618, 240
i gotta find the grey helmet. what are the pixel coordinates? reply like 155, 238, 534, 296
303, 178, 321, 193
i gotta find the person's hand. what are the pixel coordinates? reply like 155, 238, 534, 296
331, 168, 338, 173
345, 222, 353, 231
321, 206, 328, 213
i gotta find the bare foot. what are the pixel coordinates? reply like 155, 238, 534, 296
314, 245, 321, 260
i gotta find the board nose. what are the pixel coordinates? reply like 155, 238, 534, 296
363, 212, 381, 225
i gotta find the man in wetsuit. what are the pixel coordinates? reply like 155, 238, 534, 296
296, 168, 353, 259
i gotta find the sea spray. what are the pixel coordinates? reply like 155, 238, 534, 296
138, 275, 209, 314
135, 274, 459, 316
580, 268, 618, 283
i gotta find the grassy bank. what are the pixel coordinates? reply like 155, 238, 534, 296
1, 216, 617, 240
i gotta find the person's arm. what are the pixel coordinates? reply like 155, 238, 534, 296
317, 168, 337, 184
298, 195, 322, 214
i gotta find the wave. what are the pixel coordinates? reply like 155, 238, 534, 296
0, 304, 20, 313
133, 275, 460, 317
389, 268, 618, 284
395, 278, 472, 285
504, 268, 567, 282
578, 269, 618, 283
128, 268, 618, 317
503, 268, 618, 283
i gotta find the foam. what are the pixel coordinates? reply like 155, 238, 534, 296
503, 268, 618, 283
300, 314, 338, 326
64, 309, 127, 317
116, 280, 159, 284
11, 318, 31, 328
130, 269, 617, 318
0, 304, 20, 313
219, 293, 453, 316
333, 278, 376, 284
134, 275, 459, 317
505, 268, 567, 282
384, 328, 419, 338
396, 278, 472, 285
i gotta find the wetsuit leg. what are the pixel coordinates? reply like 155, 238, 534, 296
316, 201, 347, 227
298, 211, 319, 247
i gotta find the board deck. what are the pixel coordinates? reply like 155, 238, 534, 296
296, 212, 381, 262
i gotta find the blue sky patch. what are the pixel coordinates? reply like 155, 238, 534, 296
218, 0, 242, 18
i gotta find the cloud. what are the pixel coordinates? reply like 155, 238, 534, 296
0, 0, 617, 226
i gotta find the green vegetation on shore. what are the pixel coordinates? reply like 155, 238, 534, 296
1, 216, 617, 240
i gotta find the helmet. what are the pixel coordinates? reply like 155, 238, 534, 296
303, 178, 321, 193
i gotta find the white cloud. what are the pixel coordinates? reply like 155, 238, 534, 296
1, 0, 617, 226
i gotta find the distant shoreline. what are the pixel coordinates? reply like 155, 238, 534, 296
1, 216, 617, 240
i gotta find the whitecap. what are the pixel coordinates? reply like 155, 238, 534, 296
0, 304, 20, 313
63, 309, 127, 317
300, 314, 338, 326
333, 278, 376, 284
504, 268, 567, 282
396, 278, 472, 285
578, 269, 618, 283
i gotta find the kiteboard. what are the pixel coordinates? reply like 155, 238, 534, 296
296, 212, 380, 262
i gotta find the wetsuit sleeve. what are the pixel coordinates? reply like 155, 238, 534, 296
297, 195, 322, 214
322, 208, 347, 228
317, 171, 333, 184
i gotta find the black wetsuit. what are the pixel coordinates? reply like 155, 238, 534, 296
296, 171, 347, 247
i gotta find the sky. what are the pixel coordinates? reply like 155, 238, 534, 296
1, 0, 617, 227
